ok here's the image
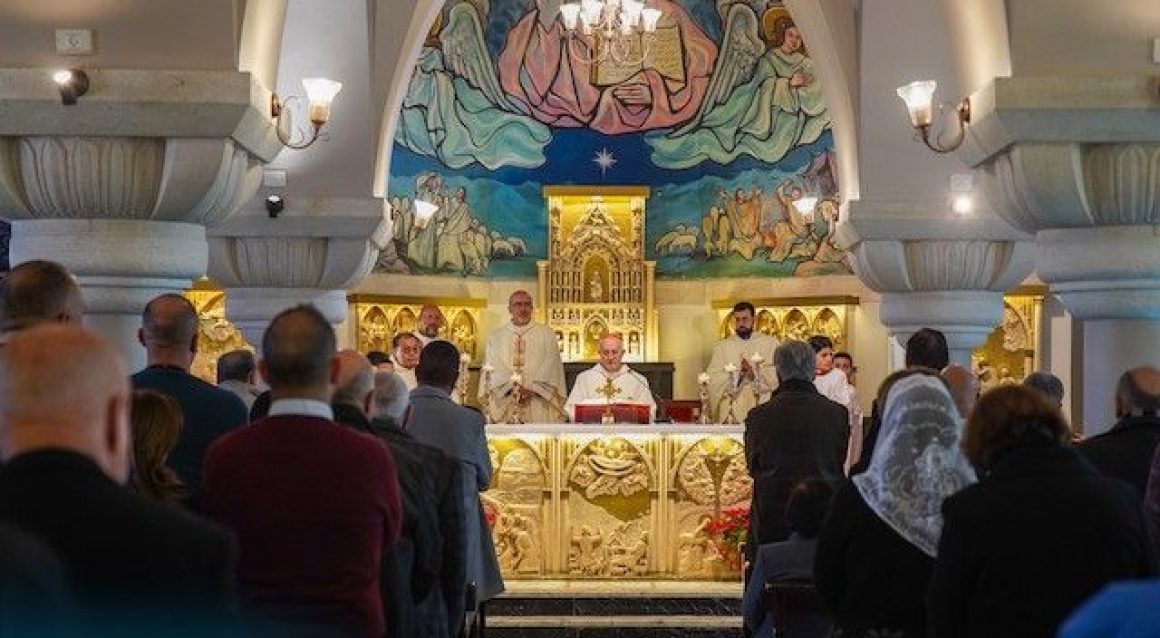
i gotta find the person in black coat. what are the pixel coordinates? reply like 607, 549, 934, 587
745, 339, 848, 547
373, 370, 468, 638
0, 325, 236, 632
815, 372, 975, 638
929, 385, 1157, 638
1077, 366, 1160, 497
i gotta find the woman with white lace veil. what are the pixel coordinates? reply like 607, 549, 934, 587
815, 372, 976, 638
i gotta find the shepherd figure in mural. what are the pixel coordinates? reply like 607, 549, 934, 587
498, 0, 717, 134
648, 4, 830, 168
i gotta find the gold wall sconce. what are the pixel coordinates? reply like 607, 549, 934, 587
270, 77, 342, 150
896, 80, 971, 154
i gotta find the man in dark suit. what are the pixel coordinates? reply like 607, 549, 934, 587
203, 305, 402, 637
745, 339, 848, 547
0, 325, 236, 630
406, 341, 505, 609
1079, 366, 1160, 497
131, 294, 248, 506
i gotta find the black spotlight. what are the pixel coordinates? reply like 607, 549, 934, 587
265, 195, 285, 218
52, 69, 89, 106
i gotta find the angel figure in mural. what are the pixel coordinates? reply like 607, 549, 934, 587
395, 1, 552, 169
497, 0, 717, 134
647, 3, 831, 168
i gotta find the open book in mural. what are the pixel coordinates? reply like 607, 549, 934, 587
380, 0, 848, 279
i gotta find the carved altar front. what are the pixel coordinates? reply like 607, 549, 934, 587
484, 424, 750, 581
538, 187, 657, 362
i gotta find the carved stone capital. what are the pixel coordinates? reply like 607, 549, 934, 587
207, 197, 390, 340
841, 203, 1034, 362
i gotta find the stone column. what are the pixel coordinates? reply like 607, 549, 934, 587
967, 76, 1160, 433
207, 198, 390, 346
0, 70, 278, 369
840, 205, 1034, 368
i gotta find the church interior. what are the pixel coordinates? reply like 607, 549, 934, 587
3, 0, 1160, 635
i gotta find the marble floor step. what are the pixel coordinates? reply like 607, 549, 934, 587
486, 614, 741, 637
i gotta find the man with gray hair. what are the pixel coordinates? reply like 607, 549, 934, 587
744, 339, 849, 546
1023, 371, 1065, 408
1079, 366, 1160, 497
216, 349, 258, 410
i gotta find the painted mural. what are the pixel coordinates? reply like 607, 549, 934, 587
380, 0, 847, 279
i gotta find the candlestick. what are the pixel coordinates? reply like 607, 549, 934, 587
750, 355, 764, 406
697, 371, 711, 425
510, 372, 523, 386
480, 365, 494, 424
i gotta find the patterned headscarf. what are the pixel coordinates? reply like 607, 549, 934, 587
853, 374, 977, 556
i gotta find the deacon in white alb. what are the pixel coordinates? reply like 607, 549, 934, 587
480, 290, 567, 422
707, 301, 779, 422
565, 333, 657, 422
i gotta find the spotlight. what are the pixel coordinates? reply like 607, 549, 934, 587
265, 195, 285, 218
951, 194, 973, 216
52, 69, 89, 106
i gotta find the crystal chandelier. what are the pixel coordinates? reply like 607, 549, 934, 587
558, 0, 664, 66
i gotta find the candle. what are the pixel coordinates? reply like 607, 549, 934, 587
697, 372, 710, 385
481, 363, 495, 373
723, 363, 737, 373
749, 353, 764, 365
510, 372, 523, 385
460, 352, 472, 364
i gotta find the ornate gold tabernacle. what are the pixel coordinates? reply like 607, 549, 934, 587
539, 186, 658, 363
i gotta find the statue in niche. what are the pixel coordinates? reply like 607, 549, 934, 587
588, 274, 604, 302
628, 331, 640, 356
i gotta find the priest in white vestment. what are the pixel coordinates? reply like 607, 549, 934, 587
480, 291, 567, 422
414, 304, 445, 347
707, 302, 780, 422
565, 333, 657, 422
392, 332, 421, 391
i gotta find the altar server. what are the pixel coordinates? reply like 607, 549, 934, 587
565, 333, 656, 422
480, 291, 567, 423
707, 302, 780, 422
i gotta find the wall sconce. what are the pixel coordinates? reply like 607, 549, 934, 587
270, 77, 343, 150
265, 195, 285, 218
793, 195, 818, 224
52, 69, 89, 105
896, 80, 970, 154
412, 200, 438, 230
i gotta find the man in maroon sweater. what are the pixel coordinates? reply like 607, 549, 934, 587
203, 305, 402, 637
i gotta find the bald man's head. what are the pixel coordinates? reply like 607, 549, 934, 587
942, 364, 980, 420
0, 325, 131, 482
261, 305, 338, 397
0, 260, 84, 332
139, 294, 198, 369
417, 304, 444, 338
1115, 366, 1160, 418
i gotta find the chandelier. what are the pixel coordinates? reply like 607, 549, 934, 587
558, 0, 664, 66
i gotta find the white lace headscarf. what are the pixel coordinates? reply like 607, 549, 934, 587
852, 374, 976, 557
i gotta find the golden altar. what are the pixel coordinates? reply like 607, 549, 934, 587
483, 424, 750, 581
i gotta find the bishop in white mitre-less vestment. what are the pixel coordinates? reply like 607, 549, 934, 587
707, 304, 779, 422
480, 292, 567, 423
565, 334, 657, 422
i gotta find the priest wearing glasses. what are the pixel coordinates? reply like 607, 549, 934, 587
565, 333, 657, 422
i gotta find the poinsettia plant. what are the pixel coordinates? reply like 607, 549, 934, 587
704, 505, 749, 571
482, 501, 497, 528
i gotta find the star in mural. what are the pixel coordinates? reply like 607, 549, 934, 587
593, 148, 617, 177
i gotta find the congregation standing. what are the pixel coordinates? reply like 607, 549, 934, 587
2, 259, 1160, 637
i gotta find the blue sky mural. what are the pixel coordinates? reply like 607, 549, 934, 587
380, 0, 847, 279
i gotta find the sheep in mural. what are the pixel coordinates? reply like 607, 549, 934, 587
655, 225, 699, 255
510, 237, 527, 256
492, 239, 517, 259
